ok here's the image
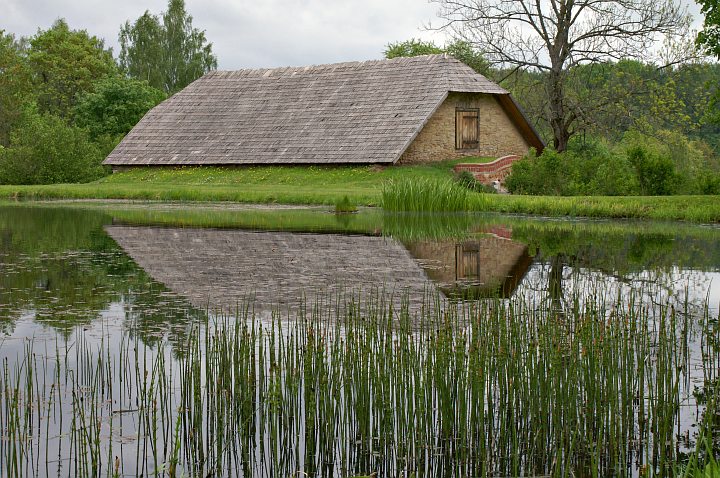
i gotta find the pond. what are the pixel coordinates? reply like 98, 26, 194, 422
0, 201, 719, 477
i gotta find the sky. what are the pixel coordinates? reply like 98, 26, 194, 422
1, 0, 448, 69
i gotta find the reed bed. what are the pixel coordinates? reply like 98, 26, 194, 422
0, 290, 718, 477
382, 178, 474, 212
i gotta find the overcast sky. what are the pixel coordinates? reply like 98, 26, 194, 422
2, 0, 705, 70
2, 0, 448, 69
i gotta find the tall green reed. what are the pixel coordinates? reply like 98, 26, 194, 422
382, 178, 472, 212
0, 288, 715, 477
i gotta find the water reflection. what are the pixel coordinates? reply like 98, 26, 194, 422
1, 202, 719, 476
105, 225, 439, 316
1, 203, 720, 334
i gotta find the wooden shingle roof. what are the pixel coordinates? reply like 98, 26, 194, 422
104, 54, 534, 166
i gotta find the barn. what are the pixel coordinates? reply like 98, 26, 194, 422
103, 54, 543, 168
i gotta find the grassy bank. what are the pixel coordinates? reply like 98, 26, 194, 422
0, 162, 719, 223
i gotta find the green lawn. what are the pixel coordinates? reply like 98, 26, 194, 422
0, 160, 719, 223
0, 161, 488, 205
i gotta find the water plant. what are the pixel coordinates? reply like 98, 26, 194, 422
0, 286, 716, 477
334, 195, 358, 213
382, 177, 470, 212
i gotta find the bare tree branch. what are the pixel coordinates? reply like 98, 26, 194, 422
430, 0, 694, 150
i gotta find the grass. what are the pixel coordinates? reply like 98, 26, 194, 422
0, 162, 719, 222
0, 288, 717, 477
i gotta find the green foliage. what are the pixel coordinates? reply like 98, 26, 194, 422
626, 144, 675, 195
0, 109, 105, 185
27, 19, 118, 118
444, 40, 490, 75
0, 30, 32, 147
334, 195, 358, 213
507, 131, 720, 197
455, 170, 496, 193
119, 0, 217, 94
505, 148, 576, 195
384, 39, 489, 74
384, 38, 443, 58
697, 0, 720, 58
73, 77, 165, 140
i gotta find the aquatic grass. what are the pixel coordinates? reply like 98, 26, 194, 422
0, 287, 716, 477
382, 178, 472, 212
334, 195, 358, 214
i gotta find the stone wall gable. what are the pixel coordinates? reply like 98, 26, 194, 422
398, 92, 532, 164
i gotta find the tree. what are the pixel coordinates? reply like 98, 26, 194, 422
432, 0, 692, 151
385, 38, 443, 58
697, 0, 720, 58
27, 19, 118, 118
119, 0, 217, 94
0, 30, 32, 147
384, 39, 489, 74
697, 0, 720, 128
73, 77, 165, 140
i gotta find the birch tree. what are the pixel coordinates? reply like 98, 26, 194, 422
432, 0, 692, 151
119, 0, 217, 94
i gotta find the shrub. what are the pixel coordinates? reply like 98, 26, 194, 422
505, 148, 578, 195
0, 110, 106, 185
455, 170, 496, 193
626, 144, 675, 195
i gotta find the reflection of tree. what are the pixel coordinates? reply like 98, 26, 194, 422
0, 205, 205, 348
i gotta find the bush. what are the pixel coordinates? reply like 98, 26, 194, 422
455, 170, 496, 193
505, 148, 578, 195
0, 110, 106, 184
626, 144, 675, 195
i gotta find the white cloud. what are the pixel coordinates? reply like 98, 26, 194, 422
0, 0, 448, 69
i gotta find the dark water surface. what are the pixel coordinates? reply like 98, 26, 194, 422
1, 201, 719, 477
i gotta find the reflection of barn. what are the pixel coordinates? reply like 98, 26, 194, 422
105, 226, 438, 316
105, 225, 533, 315
405, 234, 532, 298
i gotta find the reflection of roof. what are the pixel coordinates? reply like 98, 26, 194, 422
103, 54, 542, 166
105, 226, 438, 316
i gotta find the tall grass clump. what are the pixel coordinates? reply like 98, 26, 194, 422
0, 288, 716, 477
382, 177, 470, 212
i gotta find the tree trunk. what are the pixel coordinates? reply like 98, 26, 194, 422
548, 68, 571, 152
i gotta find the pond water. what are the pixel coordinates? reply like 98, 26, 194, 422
0, 201, 719, 477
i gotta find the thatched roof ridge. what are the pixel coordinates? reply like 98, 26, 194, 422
103, 54, 527, 166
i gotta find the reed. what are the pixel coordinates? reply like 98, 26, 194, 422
0, 288, 716, 477
382, 178, 472, 212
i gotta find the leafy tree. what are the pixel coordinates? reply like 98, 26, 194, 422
73, 77, 165, 140
697, 0, 720, 58
697, 0, 720, 130
384, 38, 489, 74
0, 30, 32, 147
385, 39, 443, 58
432, 0, 692, 151
0, 109, 105, 185
119, 0, 217, 94
27, 19, 118, 118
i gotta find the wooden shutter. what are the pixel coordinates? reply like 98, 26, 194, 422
455, 110, 479, 149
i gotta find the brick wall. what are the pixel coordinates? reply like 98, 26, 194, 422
398, 92, 531, 164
